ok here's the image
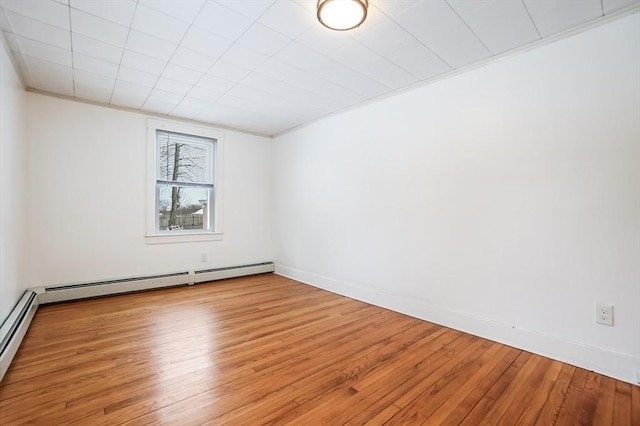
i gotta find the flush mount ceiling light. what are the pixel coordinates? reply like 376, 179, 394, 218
317, 0, 368, 31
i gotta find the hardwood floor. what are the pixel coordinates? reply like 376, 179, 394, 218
0, 274, 637, 425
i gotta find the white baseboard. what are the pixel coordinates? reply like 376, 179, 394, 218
275, 263, 639, 386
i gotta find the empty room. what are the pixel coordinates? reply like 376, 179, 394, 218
0, 0, 639, 424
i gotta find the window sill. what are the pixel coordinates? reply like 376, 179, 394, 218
145, 232, 224, 244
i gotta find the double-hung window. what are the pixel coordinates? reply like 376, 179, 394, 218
146, 119, 223, 244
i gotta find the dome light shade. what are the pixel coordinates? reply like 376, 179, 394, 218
317, 0, 368, 31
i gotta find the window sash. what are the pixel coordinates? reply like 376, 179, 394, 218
156, 130, 215, 185
155, 129, 216, 234
155, 185, 215, 233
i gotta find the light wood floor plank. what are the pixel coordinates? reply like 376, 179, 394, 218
631, 384, 640, 425
0, 274, 634, 425
424, 344, 519, 425
534, 363, 576, 425
555, 368, 601, 425
593, 376, 617, 425
612, 380, 633, 425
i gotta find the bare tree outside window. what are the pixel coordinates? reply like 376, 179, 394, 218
156, 130, 215, 232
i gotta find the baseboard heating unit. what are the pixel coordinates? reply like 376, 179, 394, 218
0, 261, 274, 382
35, 262, 275, 304
0, 291, 39, 380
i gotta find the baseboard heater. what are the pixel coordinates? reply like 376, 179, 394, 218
0, 291, 39, 380
35, 262, 275, 304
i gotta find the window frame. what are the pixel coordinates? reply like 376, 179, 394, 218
146, 119, 224, 244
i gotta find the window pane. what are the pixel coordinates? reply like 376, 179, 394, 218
157, 130, 213, 184
157, 186, 213, 231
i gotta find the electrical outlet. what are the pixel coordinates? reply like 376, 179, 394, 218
200, 253, 207, 263
595, 304, 613, 326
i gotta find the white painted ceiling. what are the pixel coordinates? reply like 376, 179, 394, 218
0, 0, 638, 136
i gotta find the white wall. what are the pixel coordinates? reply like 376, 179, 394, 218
273, 13, 640, 384
0, 37, 27, 324
26, 94, 274, 286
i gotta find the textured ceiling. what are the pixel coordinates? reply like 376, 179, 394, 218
1, 0, 638, 136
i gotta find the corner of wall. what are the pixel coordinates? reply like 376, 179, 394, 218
0, 26, 28, 324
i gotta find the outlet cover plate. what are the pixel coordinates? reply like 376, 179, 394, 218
596, 303, 614, 326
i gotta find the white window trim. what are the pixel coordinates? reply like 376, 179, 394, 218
146, 118, 224, 244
